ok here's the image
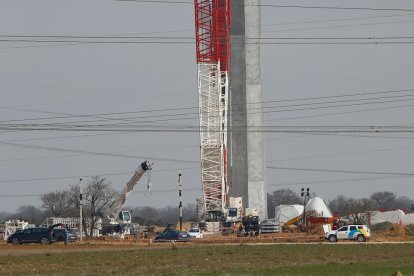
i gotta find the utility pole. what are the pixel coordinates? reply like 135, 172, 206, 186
178, 171, 183, 231
79, 177, 83, 243
301, 188, 310, 226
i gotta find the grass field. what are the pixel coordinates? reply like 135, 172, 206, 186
1, 243, 414, 275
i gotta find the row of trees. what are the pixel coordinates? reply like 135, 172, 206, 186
267, 189, 414, 222
0, 176, 196, 235
2, 179, 412, 229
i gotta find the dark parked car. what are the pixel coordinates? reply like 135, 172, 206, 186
7, 228, 54, 245
154, 229, 189, 242
52, 228, 78, 242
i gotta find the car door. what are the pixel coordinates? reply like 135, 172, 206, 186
348, 225, 358, 239
336, 226, 349, 240
31, 228, 44, 242
21, 229, 34, 242
166, 230, 177, 240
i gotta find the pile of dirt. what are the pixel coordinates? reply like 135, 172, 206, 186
306, 224, 325, 235
405, 224, 414, 236
372, 223, 413, 242
370, 221, 394, 232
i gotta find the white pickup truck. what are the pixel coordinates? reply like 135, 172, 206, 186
324, 224, 371, 242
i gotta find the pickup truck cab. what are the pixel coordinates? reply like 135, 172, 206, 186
325, 224, 371, 242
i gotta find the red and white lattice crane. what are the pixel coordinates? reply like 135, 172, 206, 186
194, 0, 231, 221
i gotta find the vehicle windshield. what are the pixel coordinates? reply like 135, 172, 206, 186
228, 208, 238, 217
189, 229, 199, 233
118, 211, 131, 222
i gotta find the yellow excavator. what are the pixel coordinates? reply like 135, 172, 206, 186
284, 214, 304, 228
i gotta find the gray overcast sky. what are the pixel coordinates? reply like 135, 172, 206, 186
1, 0, 414, 213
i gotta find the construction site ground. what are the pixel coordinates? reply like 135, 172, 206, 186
1, 235, 414, 275
1, 227, 414, 253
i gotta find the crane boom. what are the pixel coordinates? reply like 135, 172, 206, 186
107, 161, 152, 223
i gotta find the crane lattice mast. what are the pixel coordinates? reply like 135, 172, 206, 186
194, 0, 231, 220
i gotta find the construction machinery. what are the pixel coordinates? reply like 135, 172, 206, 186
237, 215, 260, 237
194, 0, 231, 224
101, 160, 152, 235
226, 197, 243, 222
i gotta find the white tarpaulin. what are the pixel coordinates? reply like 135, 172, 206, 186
370, 210, 414, 226
402, 213, 414, 225
370, 210, 405, 225
274, 204, 303, 224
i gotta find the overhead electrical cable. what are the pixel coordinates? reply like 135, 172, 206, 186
1, 35, 414, 45
267, 145, 414, 163
263, 19, 414, 34
267, 166, 414, 176
269, 102, 414, 122
0, 166, 200, 183
263, 13, 414, 27
268, 174, 414, 188
1, 88, 414, 126
0, 141, 199, 164
115, 0, 414, 12
1, 95, 412, 127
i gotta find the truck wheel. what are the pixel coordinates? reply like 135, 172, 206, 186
328, 235, 337, 242
356, 234, 366, 242
40, 237, 50, 245
12, 238, 20, 245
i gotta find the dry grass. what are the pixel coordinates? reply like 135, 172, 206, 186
1, 241, 414, 275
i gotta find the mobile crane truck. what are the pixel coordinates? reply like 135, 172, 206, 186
101, 161, 152, 235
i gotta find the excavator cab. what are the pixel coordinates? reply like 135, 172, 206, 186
118, 211, 131, 224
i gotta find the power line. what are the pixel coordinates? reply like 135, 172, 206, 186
2, 14, 413, 51
1, 35, 414, 40
267, 166, 414, 177
259, 4, 414, 12
267, 145, 414, 163
1, 36, 414, 45
267, 102, 414, 122
117, 0, 414, 12
264, 19, 414, 34
0, 141, 199, 164
263, 13, 414, 27
0, 166, 200, 183
0, 95, 412, 128
1, 88, 413, 126
3, 124, 414, 134
268, 174, 414, 188
0, 188, 202, 198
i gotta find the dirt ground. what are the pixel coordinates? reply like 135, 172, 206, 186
1, 228, 412, 256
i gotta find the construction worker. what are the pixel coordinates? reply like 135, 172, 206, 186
332, 220, 339, 230
62, 224, 69, 245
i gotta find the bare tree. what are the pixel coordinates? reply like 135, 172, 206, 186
0, 212, 11, 222
346, 198, 374, 225
391, 196, 413, 212
83, 176, 117, 235
370, 191, 396, 211
40, 190, 71, 217
131, 204, 197, 226
15, 205, 46, 226
328, 195, 349, 216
